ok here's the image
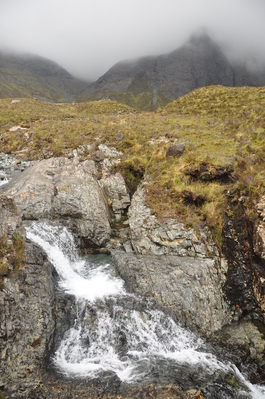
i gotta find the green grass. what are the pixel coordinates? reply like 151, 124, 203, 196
1, 85, 265, 247
0, 389, 6, 399
0, 233, 25, 288
79, 89, 173, 111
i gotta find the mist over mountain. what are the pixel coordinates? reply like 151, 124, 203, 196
1, 33, 265, 109
78, 33, 265, 110
0, 51, 87, 102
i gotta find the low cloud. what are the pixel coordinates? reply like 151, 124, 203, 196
0, 0, 265, 80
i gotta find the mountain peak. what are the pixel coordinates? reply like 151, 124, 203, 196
187, 31, 219, 50
79, 33, 265, 110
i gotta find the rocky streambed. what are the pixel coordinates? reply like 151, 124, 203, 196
0, 149, 265, 398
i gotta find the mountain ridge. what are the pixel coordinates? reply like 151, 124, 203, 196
1, 33, 265, 109
79, 33, 265, 110
0, 51, 87, 102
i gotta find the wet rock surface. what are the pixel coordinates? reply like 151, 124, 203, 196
0, 242, 56, 397
1, 157, 112, 247
223, 197, 265, 321
112, 252, 230, 336
111, 186, 231, 336
100, 172, 130, 221
127, 187, 218, 258
0, 152, 35, 183
13, 376, 204, 399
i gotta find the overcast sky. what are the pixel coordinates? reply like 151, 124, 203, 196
0, 0, 265, 81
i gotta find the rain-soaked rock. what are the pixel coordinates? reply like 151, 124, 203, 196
217, 316, 265, 364
0, 242, 56, 396
254, 195, 265, 260
128, 187, 218, 258
110, 186, 232, 336
112, 251, 231, 336
100, 172, 130, 220
1, 157, 111, 247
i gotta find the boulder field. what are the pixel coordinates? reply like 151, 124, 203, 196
0, 149, 265, 397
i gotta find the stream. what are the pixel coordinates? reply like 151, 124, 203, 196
26, 222, 265, 398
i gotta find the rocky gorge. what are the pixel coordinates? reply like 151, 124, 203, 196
0, 146, 265, 399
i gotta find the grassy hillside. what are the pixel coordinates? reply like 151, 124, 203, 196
78, 89, 173, 112
1, 85, 265, 245
0, 52, 86, 102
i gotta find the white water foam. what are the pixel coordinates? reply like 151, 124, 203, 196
26, 222, 125, 301
0, 177, 8, 186
26, 222, 265, 397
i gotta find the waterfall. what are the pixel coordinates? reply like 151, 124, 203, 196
26, 222, 265, 398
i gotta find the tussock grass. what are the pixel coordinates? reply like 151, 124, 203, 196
1, 85, 265, 246
0, 233, 25, 288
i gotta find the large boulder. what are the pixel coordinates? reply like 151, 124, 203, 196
2, 157, 112, 247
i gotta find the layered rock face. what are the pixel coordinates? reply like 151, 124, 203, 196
0, 243, 56, 396
0, 194, 56, 396
112, 187, 231, 335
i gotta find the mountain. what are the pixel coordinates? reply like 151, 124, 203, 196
1, 34, 265, 109
0, 51, 87, 102
79, 33, 265, 110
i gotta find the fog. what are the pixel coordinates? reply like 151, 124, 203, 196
0, 0, 265, 81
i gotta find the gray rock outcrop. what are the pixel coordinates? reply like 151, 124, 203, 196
2, 157, 112, 247
100, 172, 130, 221
0, 243, 56, 396
0, 192, 56, 397
127, 187, 217, 257
112, 186, 231, 336
112, 252, 230, 335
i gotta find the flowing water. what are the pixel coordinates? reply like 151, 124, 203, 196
0, 173, 8, 186
26, 222, 265, 398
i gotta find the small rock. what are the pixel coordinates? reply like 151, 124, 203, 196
92, 150, 104, 162
250, 347, 257, 359
166, 143, 185, 158
200, 171, 212, 181
98, 144, 123, 158
115, 133, 124, 141
9, 126, 26, 132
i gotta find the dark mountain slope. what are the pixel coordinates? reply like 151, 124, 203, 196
79, 34, 265, 110
0, 52, 87, 102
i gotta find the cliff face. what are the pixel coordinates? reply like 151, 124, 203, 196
79, 34, 265, 110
